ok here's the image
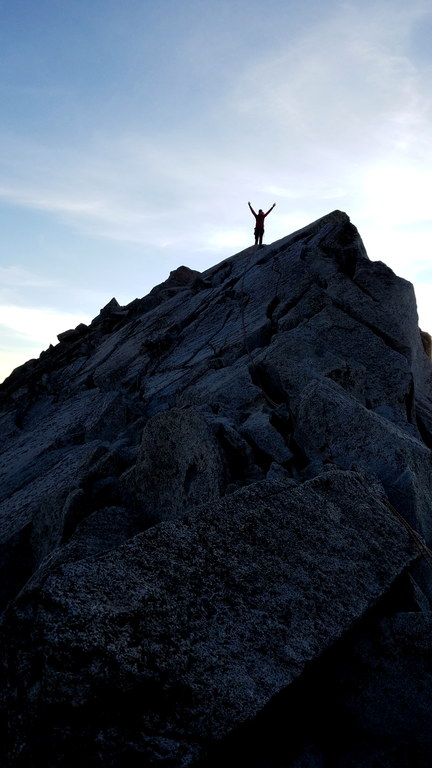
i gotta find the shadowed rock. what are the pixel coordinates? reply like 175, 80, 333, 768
1, 472, 417, 766
0, 210, 431, 767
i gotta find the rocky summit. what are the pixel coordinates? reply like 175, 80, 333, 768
1, 210, 432, 767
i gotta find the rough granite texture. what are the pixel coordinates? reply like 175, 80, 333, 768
0, 210, 431, 767
2, 472, 417, 766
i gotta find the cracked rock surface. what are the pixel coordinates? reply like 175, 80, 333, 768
0, 211, 432, 766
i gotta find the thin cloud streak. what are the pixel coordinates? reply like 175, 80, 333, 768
0, 266, 59, 288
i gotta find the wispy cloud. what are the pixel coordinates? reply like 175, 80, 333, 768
0, 0, 431, 246
0, 265, 59, 288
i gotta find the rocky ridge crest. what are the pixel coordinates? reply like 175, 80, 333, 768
1, 210, 432, 766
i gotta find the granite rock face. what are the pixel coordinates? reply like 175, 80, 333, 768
0, 211, 431, 767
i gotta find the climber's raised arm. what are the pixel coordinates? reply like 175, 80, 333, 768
265, 203, 276, 217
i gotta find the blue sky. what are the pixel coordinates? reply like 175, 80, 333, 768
1, 0, 431, 382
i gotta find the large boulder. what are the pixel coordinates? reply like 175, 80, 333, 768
123, 406, 224, 525
295, 378, 432, 543
0, 472, 417, 766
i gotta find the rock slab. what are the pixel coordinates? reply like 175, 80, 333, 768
2, 471, 416, 766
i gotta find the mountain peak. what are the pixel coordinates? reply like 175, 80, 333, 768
1, 212, 432, 766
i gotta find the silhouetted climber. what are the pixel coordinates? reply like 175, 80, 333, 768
248, 201, 276, 246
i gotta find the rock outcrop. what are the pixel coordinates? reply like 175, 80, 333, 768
0, 211, 432, 766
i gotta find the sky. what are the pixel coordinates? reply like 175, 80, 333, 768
0, 0, 431, 383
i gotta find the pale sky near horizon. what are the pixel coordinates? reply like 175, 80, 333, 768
1, 0, 431, 383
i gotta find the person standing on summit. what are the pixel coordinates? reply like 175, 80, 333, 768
248, 201, 276, 246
